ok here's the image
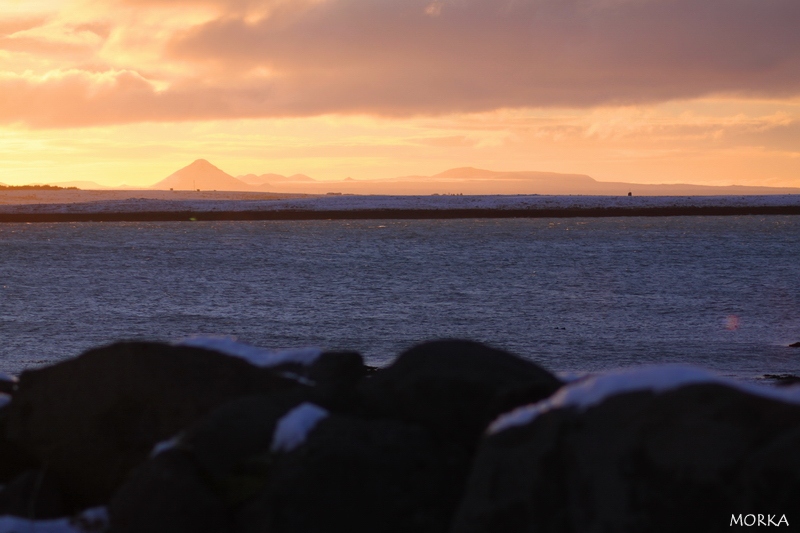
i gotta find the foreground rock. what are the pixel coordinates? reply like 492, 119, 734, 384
359, 340, 563, 446
108, 339, 561, 532
452, 366, 800, 533
108, 398, 458, 533
0, 411, 38, 484
350, 340, 564, 529
0, 373, 16, 395
3, 339, 800, 532
109, 449, 230, 533
109, 394, 306, 533
3, 341, 314, 509
0, 469, 65, 518
235, 407, 454, 533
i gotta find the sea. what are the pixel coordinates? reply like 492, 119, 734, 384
1, 215, 799, 380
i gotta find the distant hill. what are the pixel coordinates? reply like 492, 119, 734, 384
429, 167, 596, 183
6, 160, 800, 194
282, 174, 315, 182
147, 160, 800, 195
148, 160, 320, 191
150, 160, 256, 191
380, 168, 800, 195
237, 173, 269, 185
237, 173, 315, 185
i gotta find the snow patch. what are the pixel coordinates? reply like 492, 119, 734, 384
555, 371, 590, 383
488, 364, 800, 435
271, 402, 329, 453
279, 372, 316, 386
0, 506, 108, 533
0, 394, 10, 410
177, 337, 322, 368
150, 433, 183, 458
0, 372, 17, 383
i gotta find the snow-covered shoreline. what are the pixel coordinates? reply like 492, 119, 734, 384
1, 193, 800, 216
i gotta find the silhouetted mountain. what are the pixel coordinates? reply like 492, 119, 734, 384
237, 173, 263, 185
151, 160, 254, 191
148, 161, 800, 195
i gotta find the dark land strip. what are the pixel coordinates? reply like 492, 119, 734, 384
1, 205, 800, 222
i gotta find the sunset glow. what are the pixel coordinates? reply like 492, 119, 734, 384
1, 0, 799, 189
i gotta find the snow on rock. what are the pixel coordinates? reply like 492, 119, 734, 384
149, 433, 183, 458
176, 337, 322, 368
279, 372, 316, 386
554, 371, 589, 383
0, 506, 108, 533
271, 402, 329, 453
488, 364, 800, 435
0, 393, 10, 409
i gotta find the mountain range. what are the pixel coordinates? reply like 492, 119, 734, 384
238, 173, 315, 185
147, 160, 318, 192
19, 159, 800, 196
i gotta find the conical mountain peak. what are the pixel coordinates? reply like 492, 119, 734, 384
150, 159, 252, 191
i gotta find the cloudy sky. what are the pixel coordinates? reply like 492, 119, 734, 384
1, 0, 799, 187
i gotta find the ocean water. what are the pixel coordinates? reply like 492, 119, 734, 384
1, 216, 799, 379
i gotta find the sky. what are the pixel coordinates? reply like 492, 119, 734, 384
1, 0, 799, 188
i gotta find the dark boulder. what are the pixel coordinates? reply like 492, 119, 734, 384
0, 469, 65, 519
359, 340, 562, 446
737, 425, 800, 513
763, 373, 800, 386
789, 341, 800, 348
0, 409, 39, 483
452, 378, 800, 533
169, 353, 370, 505
355, 339, 563, 525
109, 449, 229, 533
178, 394, 305, 505
0, 373, 16, 395
267, 350, 370, 411
110, 398, 458, 533
3, 341, 308, 509
306, 351, 368, 410
235, 409, 456, 533
108, 394, 311, 533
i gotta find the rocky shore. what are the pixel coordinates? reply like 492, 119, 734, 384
1, 339, 799, 532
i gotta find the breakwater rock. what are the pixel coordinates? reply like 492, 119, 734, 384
1, 339, 799, 532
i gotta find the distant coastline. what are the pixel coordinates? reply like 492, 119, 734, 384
0, 184, 78, 191
3, 192, 800, 222
2, 205, 800, 223
13, 160, 800, 196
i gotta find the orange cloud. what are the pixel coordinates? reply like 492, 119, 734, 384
168, 0, 800, 108
0, 16, 49, 37
1, 0, 800, 127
